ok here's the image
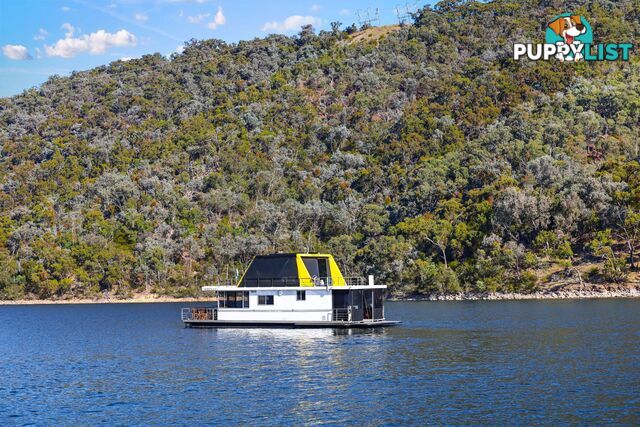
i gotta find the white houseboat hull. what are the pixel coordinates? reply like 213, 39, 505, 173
182, 286, 398, 328
183, 319, 400, 328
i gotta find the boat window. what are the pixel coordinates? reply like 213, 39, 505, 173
219, 291, 250, 308
374, 289, 384, 308
374, 289, 384, 319
240, 255, 299, 287
296, 290, 306, 301
302, 257, 329, 281
303, 258, 319, 277
332, 290, 350, 309
364, 290, 373, 320
317, 259, 328, 279
258, 295, 274, 305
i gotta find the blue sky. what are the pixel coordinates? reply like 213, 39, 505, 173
0, 0, 422, 98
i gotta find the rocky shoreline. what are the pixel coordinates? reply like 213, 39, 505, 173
393, 284, 640, 301
0, 296, 216, 306
2, 284, 639, 305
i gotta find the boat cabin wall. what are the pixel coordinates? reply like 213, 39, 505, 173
215, 289, 334, 322
217, 289, 332, 311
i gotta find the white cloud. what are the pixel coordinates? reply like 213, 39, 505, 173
107, 3, 117, 9
179, 9, 184, 17
61, 6, 70, 12
44, 29, 136, 58
120, 56, 133, 61
310, 4, 321, 12
34, 28, 48, 41
187, 13, 210, 24
262, 15, 320, 33
135, 13, 148, 22
61, 23, 75, 38
2, 44, 31, 60
207, 6, 226, 30
35, 47, 43, 58
339, 9, 350, 16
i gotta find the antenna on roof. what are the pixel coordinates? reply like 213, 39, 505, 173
356, 7, 380, 29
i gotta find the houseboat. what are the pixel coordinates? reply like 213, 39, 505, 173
182, 253, 399, 328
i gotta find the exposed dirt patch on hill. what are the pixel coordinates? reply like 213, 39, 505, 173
338, 25, 402, 46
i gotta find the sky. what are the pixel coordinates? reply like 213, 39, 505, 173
0, 0, 423, 98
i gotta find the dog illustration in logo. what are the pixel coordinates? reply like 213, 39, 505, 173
548, 15, 587, 61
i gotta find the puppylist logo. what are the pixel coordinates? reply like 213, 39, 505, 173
514, 13, 633, 62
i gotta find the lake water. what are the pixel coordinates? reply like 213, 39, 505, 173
0, 300, 639, 425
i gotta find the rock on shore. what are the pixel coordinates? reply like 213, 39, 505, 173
393, 283, 640, 301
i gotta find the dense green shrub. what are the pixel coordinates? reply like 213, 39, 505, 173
1, 0, 640, 298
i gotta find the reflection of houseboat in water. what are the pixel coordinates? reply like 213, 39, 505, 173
182, 253, 399, 328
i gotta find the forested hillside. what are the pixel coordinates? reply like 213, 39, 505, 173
1, 0, 640, 299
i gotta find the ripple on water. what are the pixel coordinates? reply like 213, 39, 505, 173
0, 300, 639, 424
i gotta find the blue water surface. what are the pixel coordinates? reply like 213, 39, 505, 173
0, 300, 639, 425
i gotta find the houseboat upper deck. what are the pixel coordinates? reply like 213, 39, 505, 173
182, 253, 399, 328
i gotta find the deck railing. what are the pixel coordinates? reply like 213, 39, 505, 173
343, 276, 366, 286
332, 308, 351, 322
182, 307, 216, 321
183, 306, 383, 323
237, 276, 367, 288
